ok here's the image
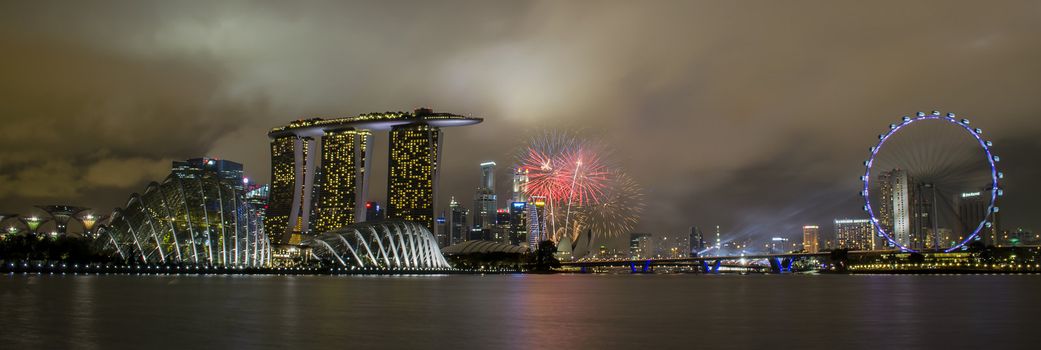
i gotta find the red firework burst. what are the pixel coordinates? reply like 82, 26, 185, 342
518, 142, 608, 206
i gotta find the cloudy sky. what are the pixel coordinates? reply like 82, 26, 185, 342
1, 1, 1039, 244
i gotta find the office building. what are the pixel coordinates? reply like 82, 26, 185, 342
448, 197, 469, 245
834, 219, 874, 250
802, 225, 820, 253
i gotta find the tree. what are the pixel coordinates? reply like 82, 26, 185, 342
829, 248, 850, 272
529, 240, 561, 272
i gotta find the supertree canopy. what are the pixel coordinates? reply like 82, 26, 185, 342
516, 130, 643, 241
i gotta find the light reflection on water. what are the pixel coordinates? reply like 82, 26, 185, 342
1, 274, 1037, 349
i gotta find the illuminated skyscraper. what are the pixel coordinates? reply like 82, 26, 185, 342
511, 167, 529, 203
509, 201, 528, 245
266, 109, 481, 246
448, 197, 468, 245
265, 135, 296, 244
957, 189, 1000, 246
528, 196, 548, 250
387, 123, 441, 233
878, 169, 938, 250
802, 225, 820, 253
312, 129, 372, 234
834, 219, 874, 250
473, 162, 497, 231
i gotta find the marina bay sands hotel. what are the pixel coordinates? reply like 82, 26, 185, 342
265, 108, 482, 245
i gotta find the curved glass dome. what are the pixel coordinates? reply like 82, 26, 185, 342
101, 174, 270, 267
306, 221, 450, 269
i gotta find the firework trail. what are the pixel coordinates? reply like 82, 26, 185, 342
515, 130, 642, 241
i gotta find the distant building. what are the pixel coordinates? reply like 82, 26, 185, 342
877, 169, 939, 250
802, 225, 820, 253
172, 158, 245, 190
436, 214, 449, 247
834, 219, 874, 250
956, 190, 999, 246
448, 197, 469, 245
629, 233, 653, 259
494, 208, 511, 244
527, 196, 548, 251
689, 226, 705, 257
473, 162, 497, 231
509, 202, 528, 245
511, 167, 528, 203
245, 184, 270, 223
657, 235, 689, 258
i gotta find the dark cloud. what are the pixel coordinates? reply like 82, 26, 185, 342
1, 1, 1040, 244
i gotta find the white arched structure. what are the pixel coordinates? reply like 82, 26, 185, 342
306, 221, 450, 269
100, 174, 271, 267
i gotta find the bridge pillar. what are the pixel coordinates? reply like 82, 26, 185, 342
769, 257, 796, 273
783, 258, 794, 273
700, 259, 721, 274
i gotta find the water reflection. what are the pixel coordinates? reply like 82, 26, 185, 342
1, 274, 1037, 349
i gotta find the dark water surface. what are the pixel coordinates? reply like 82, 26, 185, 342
1, 274, 1038, 349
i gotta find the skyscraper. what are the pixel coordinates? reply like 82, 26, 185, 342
802, 225, 820, 253
688, 226, 705, 257
511, 166, 528, 203
957, 190, 1000, 246
266, 109, 482, 246
473, 162, 497, 231
834, 219, 874, 250
509, 201, 528, 245
878, 169, 938, 250
313, 129, 372, 234
448, 197, 469, 245
528, 196, 548, 250
265, 135, 297, 244
630, 233, 653, 259
387, 123, 441, 233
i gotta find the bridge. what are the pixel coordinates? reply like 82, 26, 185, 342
561, 250, 888, 274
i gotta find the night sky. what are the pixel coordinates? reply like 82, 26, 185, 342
2, 1, 1040, 244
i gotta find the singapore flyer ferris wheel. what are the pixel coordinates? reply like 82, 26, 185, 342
861, 111, 1002, 252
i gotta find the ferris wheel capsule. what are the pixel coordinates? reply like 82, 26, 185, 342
961, 119, 970, 125
993, 155, 1000, 162
931, 111, 941, 116
916, 112, 926, 117
947, 112, 956, 118
985, 141, 993, 147
902, 116, 911, 122
890, 124, 897, 129
993, 207, 1000, 213
998, 172, 1004, 179
997, 189, 1004, 196
985, 222, 993, 228
974, 128, 983, 134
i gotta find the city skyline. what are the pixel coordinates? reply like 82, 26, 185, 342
2, 1, 1041, 243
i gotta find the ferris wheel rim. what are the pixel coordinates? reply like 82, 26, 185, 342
861, 111, 1000, 253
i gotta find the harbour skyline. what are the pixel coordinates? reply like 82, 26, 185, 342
2, 1, 1040, 244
